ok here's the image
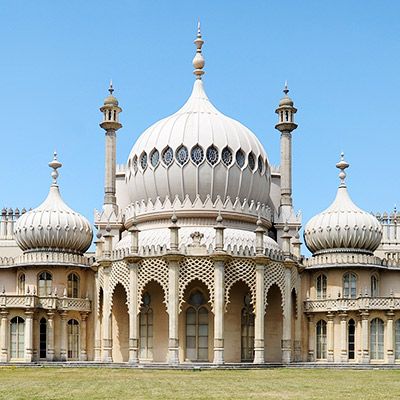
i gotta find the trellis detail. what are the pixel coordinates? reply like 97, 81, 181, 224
109, 261, 131, 311
264, 262, 286, 312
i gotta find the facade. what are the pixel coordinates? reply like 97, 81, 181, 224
1, 25, 399, 365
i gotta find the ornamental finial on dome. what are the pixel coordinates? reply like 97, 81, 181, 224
283, 80, 289, 96
109, 79, 114, 95
193, 20, 205, 79
336, 152, 350, 187
48, 151, 62, 185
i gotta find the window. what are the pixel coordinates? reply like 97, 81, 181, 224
67, 319, 80, 360
241, 293, 255, 361
371, 275, 379, 297
67, 273, 80, 298
162, 146, 174, 166
150, 149, 159, 168
132, 155, 138, 174
139, 292, 153, 360
348, 319, 355, 360
236, 149, 245, 168
38, 272, 52, 296
221, 147, 233, 166
206, 145, 219, 165
10, 316, 25, 359
176, 145, 189, 165
343, 273, 357, 299
18, 273, 25, 295
395, 320, 400, 359
316, 320, 327, 359
191, 145, 204, 165
39, 318, 47, 359
370, 318, 384, 360
186, 290, 208, 361
316, 274, 327, 299
140, 152, 148, 170
257, 156, 263, 174
248, 152, 256, 171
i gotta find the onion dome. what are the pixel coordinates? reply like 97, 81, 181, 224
304, 154, 382, 256
125, 23, 270, 207
279, 82, 294, 107
104, 80, 119, 106
14, 153, 93, 255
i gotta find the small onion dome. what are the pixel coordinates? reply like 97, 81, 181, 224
104, 80, 118, 106
304, 154, 382, 256
14, 153, 93, 255
279, 82, 294, 107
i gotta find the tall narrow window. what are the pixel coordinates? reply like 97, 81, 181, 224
185, 290, 209, 361
39, 318, 47, 359
370, 318, 384, 360
348, 319, 355, 360
18, 273, 25, 295
316, 274, 327, 299
241, 293, 255, 361
316, 320, 327, 360
139, 292, 153, 360
67, 273, 80, 298
371, 275, 379, 297
343, 273, 357, 299
10, 316, 25, 359
395, 320, 400, 359
67, 319, 80, 360
38, 271, 52, 296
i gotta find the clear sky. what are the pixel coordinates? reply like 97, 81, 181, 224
1, 1, 400, 248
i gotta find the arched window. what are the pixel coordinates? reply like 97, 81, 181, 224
67, 273, 80, 298
10, 316, 25, 359
39, 317, 47, 359
370, 318, 384, 360
316, 320, 327, 360
241, 293, 255, 361
316, 274, 327, 299
395, 319, 400, 359
186, 290, 208, 361
343, 273, 357, 299
348, 319, 355, 360
67, 319, 80, 360
371, 275, 379, 297
139, 292, 153, 360
18, 273, 25, 295
38, 272, 52, 297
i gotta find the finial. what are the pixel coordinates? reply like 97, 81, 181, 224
48, 151, 62, 185
108, 80, 114, 95
216, 209, 223, 224
192, 20, 205, 79
283, 80, 289, 96
336, 152, 350, 187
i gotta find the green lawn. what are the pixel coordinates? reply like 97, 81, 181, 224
0, 367, 398, 400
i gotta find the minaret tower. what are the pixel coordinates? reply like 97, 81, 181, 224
275, 82, 298, 212
100, 81, 122, 213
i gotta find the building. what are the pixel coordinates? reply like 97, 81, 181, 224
0, 25, 399, 365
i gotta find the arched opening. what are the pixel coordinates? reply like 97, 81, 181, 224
241, 293, 255, 361
10, 316, 25, 359
316, 320, 327, 360
348, 318, 355, 360
67, 273, 80, 298
139, 292, 153, 360
67, 319, 80, 360
264, 284, 283, 362
343, 272, 357, 299
39, 317, 47, 359
291, 288, 298, 360
38, 271, 52, 296
370, 318, 384, 360
111, 283, 129, 362
316, 274, 327, 299
370, 275, 379, 297
18, 273, 25, 295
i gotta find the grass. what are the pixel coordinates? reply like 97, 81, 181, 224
0, 367, 398, 400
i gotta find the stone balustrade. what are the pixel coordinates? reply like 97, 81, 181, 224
0, 252, 93, 267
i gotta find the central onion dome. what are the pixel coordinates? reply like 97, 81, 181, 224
14, 153, 93, 255
304, 154, 382, 256
125, 24, 270, 207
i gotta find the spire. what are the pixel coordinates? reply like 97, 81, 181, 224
108, 79, 114, 95
48, 151, 62, 186
336, 152, 349, 187
193, 20, 205, 79
283, 80, 289, 96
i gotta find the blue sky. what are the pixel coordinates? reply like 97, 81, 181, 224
1, 1, 399, 243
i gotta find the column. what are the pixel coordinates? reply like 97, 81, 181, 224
327, 313, 334, 362
281, 266, 292, 364
0, 310, 8, 362
294, 295, 302, 362
254, 263, 265, 364
307, 314, 314, 362
356, 317, 362, 363
59, 311, 68, 361
80, 313, 88, 361
24, 310, 34, 362
361, 311, 370, 364
104, 130, 117, 206
46, 311, 55, 361
94, 271, 102, 362
128, 261, 139, 364
280, 131, 293, 207
102, 267, 112, 362
213, 258, 225, 365
339, 313, 348, 363
386, 311, 394, 364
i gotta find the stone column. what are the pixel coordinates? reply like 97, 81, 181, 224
281, 265, 292, 364
0, 310, 8, 362
60, 311, 68, 361
327, 313, 334, 362
213, 257, 225, 365
254, 262, 265, 364
94, 271, 102, 362
128, 260, 140, 364
102, 267, 113, 362
307, 314, 314, 361
80, 313, 88, 361
386, 311, 395, 364
46, 311, 55, 361
356, 317, 362, 363
339, 313, 348, 362
24, 310, 34, 362
361, 311, 370, 364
